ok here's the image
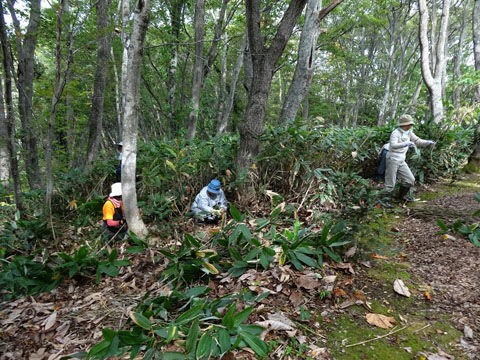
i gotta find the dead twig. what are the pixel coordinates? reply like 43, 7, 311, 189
344, 325, 408, 348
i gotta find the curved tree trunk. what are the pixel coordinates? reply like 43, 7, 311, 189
122, 0, 150, 239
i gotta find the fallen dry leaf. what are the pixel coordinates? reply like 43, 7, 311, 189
393, 279, 411, 297
424, 291, 433, 301
371, 253, 389, 260
332, 288, 347, 297
365, 313, 396, 329
296, 274, 322, 290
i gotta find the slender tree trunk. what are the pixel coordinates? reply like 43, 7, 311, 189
280, 0, 343, 123
452, 0, 469, 110
217, 34, 247, 135
186, 0, 205, 140
166, 0, 183, 137
469, 0, 480, 166
7, 0, 42, 189
85, 0, 112, 169
119, 0, 130, 140
0, 4, 23, 213
121, 0, 149, 239
46, 0, 74, 225
418, 0, 451, 124
0, 77, 8, 188
237, 0, 308, 171
473, 0, 480, 100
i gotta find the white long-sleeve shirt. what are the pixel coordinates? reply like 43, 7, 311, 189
389, 128, 430, 159
191, 186, 228, 216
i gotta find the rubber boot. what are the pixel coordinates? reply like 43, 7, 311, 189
397, 185, 414, 202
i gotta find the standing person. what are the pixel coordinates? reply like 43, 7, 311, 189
102, 182, 128, 238
191, 179, 228, 223
384, 114, 436, 202
115, 142, 123, 181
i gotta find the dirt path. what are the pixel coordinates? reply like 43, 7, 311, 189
398, 173, 480, 359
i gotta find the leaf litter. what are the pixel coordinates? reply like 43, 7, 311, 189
1, 174, 479, 359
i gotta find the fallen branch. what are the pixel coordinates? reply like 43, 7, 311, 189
344, 325, 408, 348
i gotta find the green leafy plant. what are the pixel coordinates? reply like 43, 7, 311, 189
159, 234, 221, 287
0, 255, 59, 301
87, 288, 269, 359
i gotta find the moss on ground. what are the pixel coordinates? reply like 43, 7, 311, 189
324, 308, 464, 359
320, 178, 475, 359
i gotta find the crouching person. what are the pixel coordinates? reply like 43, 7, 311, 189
191, 179, 228, 224
102, 182, 128, 239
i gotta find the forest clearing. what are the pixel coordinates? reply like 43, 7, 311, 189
1, 0, 480, 359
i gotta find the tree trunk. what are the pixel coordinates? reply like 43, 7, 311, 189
46, 0, 74, 224
7, 0, 42, 189
121, 0, 149, 239
166, 0, 183, 137
452, 0, 469, 110
474, 0, 480, 100
280, 0, 343, 123
0, 77, 8, 188
217, 34, 247, 135
418, 0, 451, 124
0, 4, 23, 213
237, 0, 308, 171
186, 0, 205, 140
85, 0, 112, 169
469, 0, 480, 166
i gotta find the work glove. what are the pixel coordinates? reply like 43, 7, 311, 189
427, 140, 436, 146
403, 141, 415, 148
212, 209, 222, 217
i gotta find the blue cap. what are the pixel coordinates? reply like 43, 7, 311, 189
207, 179, 221, 194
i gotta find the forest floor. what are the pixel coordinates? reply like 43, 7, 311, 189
0, 174, 479, 360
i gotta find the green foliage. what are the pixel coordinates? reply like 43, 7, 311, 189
0, 246, 131, 301
87, 288, 269, 359
159, 233, 221, 287
0, 254, 59, 301
436, 193, 480, 247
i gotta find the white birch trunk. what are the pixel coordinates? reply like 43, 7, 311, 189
121, 0, 149, 239
418, 0, 451, 124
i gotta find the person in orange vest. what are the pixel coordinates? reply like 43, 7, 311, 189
102, 182, 127, 238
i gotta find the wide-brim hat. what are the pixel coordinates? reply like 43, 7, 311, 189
109, 182, 122, 197
207, 179, 221, 194
398, 114, 414, 126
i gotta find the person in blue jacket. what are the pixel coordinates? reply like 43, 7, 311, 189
191, 179, 228, 223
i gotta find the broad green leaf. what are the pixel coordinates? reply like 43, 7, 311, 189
186, 319, 200, 353
229, 205, 244, 222
129, 312, 153, 330
239, 330, 268, 357
196, 332, 214, 359
221, 303, 236, 329
295, 252, 319, 268
176, 306, 203, 325
216, 327, 231, 354
233, 307, 254, 328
